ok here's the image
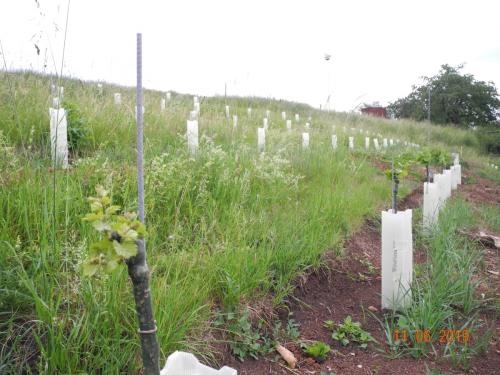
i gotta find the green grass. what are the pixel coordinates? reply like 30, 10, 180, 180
0, 71, 497, 373
380, 199, 493, 370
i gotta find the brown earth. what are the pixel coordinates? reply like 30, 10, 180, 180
220, 170, 500, 375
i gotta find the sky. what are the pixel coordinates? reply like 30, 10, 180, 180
1, 0, 499, 111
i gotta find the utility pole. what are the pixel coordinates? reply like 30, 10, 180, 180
324, 53, 331, 112
428, 86, 431, 122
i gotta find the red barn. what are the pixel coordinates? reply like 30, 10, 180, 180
361, 106, 387, 118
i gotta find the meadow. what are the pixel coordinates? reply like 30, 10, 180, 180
0, 71, 498, 373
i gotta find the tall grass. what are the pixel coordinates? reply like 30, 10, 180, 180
0, 71, 494, 373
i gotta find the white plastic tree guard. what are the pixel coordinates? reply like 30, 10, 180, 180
189, 110, 198, 121
166, 92, 171, 101
160, 351, 236, 375
52, 97, 60, 108
374, 138, 380, 150
286, 119, 292, 131
423, 182, 440, 231
434, 173, 447, 210
114, 93, 122, 105
456, 164, 462, 185
194, 102, 200, 115
281, 111, 286, 120
225, 105, 230, 118
331, 134, 338, 150
187, 120, 199, 157
266, 109, 271, 118
161, 98, 166, 111
49, 107, 68, 169
232, 115, 238, 129
381, 209, 413, 310
302, 132, 309, 148
257, 127, 265, 152
58, 86, 64, 100
247, 107, 252, 117
383, 138, 388, 148
365, 137, 370, 150
263, 117, 268, 130
443, 169, 452, 198
295, 113, 300, 122
390, 139, 394, 146
450, 165, 458, 190
452, 152, 459, 165
348, 136, 354, 150
305, 122, 310, 129
194, 96, 199, 105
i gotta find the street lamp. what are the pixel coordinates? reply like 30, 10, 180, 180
324, 54, 332, 111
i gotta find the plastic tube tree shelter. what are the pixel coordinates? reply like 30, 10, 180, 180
381, 155, 413, 310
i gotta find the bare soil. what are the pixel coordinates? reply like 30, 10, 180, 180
221, 170, 500, 375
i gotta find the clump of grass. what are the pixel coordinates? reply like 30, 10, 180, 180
379, 199, 490, 369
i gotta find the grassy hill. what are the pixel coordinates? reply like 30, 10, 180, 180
0, 71, 498, 373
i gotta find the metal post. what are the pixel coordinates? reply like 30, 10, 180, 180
129, 33, 160, 375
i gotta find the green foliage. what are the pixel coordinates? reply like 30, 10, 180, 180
476, 125, 500, 155
63, 100, 88, 153
82, 185, 146, 276
431, 148, 452, 168
329, 316, 373, 349
384, 153, 414, 182
388, 64, 500, 128
215, 309, 273, 361
304, 341, 331, 362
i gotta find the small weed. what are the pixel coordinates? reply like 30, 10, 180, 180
328, 316, 373, 349
218, 309, 273, 361
303, 341, 331, 363
360, 258, 376, 275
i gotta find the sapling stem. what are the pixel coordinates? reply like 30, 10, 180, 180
392, 159, 398, 213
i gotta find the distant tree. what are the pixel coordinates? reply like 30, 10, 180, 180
388, 64, 500, 128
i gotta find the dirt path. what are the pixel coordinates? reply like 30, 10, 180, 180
223, 172, 500, 374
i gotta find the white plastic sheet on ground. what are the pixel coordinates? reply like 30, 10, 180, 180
257, 127, 265, 152
160, 351, 237, 375
348, 136, 354, 150
187, 120, 198, 157
49, 107, 68, 169
423, 182, 439, 231
302, 132, 309, 148
381, 209, 413, 310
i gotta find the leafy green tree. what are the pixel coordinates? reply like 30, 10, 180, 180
388, 64, 500, 128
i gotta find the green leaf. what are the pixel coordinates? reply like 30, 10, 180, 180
83, 260, 100, 276
112, 240, 137, 258
92, 220, 110, 232
105, 205, 121, 215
